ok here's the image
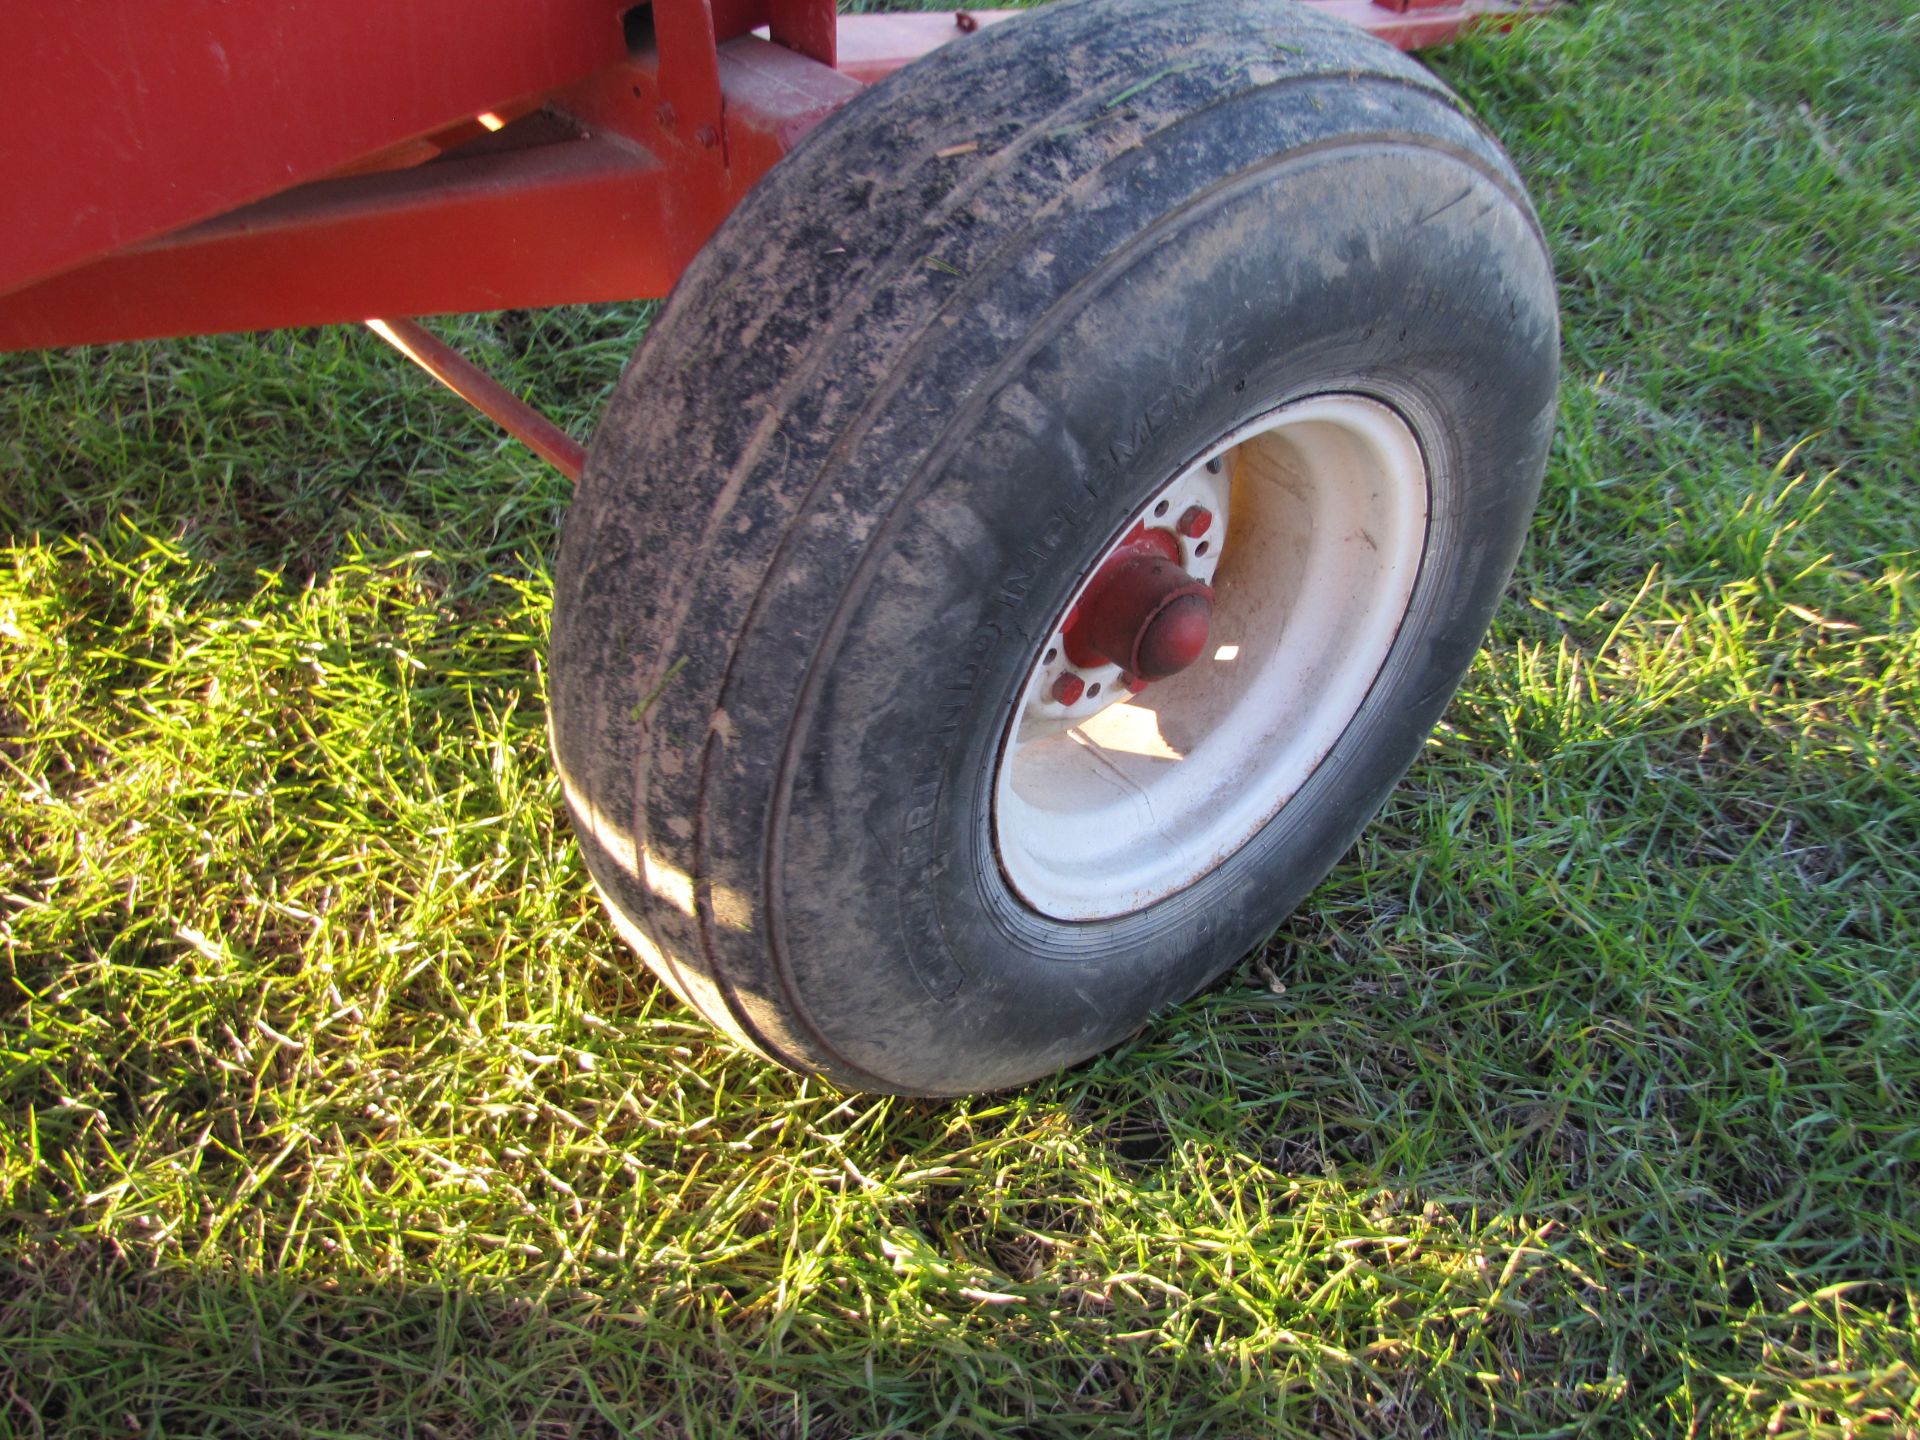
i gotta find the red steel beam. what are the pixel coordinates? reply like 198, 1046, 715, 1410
0, 134, 677, 351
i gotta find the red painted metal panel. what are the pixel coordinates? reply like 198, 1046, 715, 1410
0, 0, 633, 300
0, 37, 860, 350
768, 0, 840, 68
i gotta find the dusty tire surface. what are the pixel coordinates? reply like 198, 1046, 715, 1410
549, 0, 1560, 1095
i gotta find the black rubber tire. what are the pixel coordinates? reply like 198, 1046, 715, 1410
550, 0, 1559, 1095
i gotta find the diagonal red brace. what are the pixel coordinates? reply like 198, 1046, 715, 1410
367, 318, 586, 482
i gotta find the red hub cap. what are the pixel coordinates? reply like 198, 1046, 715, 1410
1063, 529, 1214, 681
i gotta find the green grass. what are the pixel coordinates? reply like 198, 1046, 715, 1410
3, 0, 1918, 1434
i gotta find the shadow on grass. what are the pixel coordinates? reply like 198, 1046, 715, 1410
6, 910, 1916, 1438
0, 321, 602, 595
0, 1109, 1639, 1440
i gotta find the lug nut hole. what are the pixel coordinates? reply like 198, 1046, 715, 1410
1153, 500, 1169, 518
1195, 540, 1210, 557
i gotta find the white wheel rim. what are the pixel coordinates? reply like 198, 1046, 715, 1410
992, 394, 1430, 921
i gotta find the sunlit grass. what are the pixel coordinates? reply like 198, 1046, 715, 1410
3, 0, 1917, 1434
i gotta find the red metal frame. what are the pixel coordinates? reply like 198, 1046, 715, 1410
0, 38, 860, 349
0, 0, 1538, 354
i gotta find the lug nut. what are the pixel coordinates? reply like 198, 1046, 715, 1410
1176, 506, 1213, 539
1051, 672, 1086, 706
1120, 671, 1150, 694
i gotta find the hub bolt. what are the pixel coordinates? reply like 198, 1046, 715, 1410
1051, 672, 1086, 706
1176, 506, 1213, 539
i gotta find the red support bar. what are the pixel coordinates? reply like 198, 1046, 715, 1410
0, 134, 680, 351
367, 318, 587, 482
652, 0, 729, 146
1304, 0, 1545, 51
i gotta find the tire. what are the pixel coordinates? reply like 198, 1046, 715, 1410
549, 0, 1559, 1095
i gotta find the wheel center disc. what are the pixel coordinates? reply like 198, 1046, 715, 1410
992, 394, 1430, 922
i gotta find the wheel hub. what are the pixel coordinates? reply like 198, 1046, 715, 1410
1065, 533, 1214, 682
994, 394, 1431, 921
1017, 462, 1230, 738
